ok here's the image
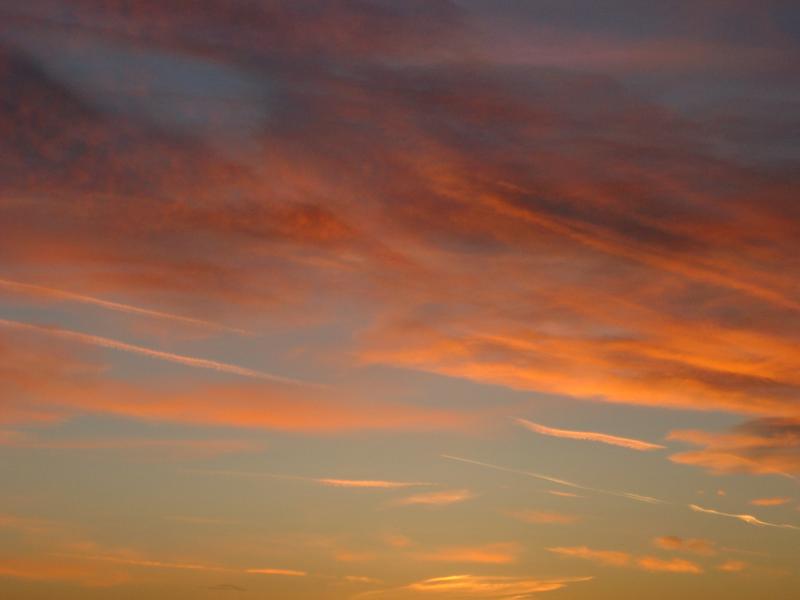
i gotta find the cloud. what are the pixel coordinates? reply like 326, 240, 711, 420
547, 546, 631, 567
750, 497, 791, 507
0, 318, 313, 386
442, 455, 663, 504
507, 510, 579, 525
1, 330, 468, 433
635, 556, 703, 574
0, 276, 247, 334
668, 419, 800, 477
413, 543, 521, 565
717, 560, 748, 572
515, 418, 664, 451
688, 504, 800, 530
652, 536, 716, 556
392, 489, 474, 507
356, 574, 593, 598
344, 575, 383, 584
549, 546, 702, 573
245, 568, 306, 576
317, 479, 429, 489
2, 0, 800, 437
189, 469, 433, 489
548, 490, 582, 498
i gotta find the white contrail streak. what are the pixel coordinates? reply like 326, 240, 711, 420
0, 318, 315, 387
0, 277, 248, 334
515, 418, 665, 451
689, 504, 799, 530
441, 455, 663, 504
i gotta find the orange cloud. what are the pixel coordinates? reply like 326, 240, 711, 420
357, 574, 593, 598
414, 543, 521, 565
515, 418, 664, 451
636, 556, 703, 574
717, 560, 748, 572
392, 489, 474, 507
547, 546, 631, 567
750, 497, 791, 507
245, 568, 306, 577
652, 536, 717, 556
316, 479, 430, 489
550, 546, 702, 573
668, 420, 800, 477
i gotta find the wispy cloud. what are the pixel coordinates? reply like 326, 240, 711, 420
515, 418, 665, 451
635, 556, 703, 574
548, 490, 582, 498
318, 478, 429, 489
668, 420, 800, 478
750, 497, 791, 507
0, 277, 248, 334
441, 455, 663, 504
355, 574, 593, 598
548, 546, 631, 567
188, 469, 432, 489
717, 560, 748, 572
549, 546, 702, 573
392, 489, 474, 507
413, 543, 521, 565
689, 504, 800, 530
0, 318, 314, 386
653, 536, 716, 556
245, 568, 306, 576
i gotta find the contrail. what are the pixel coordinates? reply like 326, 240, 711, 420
0, 277, 248, 334
0, 318, 315, 387
441, 455, 663, 504
689, 504, 799, 530
515, 418, 665, 451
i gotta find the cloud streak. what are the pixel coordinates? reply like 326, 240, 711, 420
515, 418, 665, 451
0, 318, 315, 386
0, 277, 248, 334
441, 455, 663, 504
688, 504, 800, 530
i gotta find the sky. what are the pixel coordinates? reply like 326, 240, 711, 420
1, 1, 799, 598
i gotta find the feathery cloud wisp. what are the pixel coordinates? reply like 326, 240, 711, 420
549, 546, 703, 573
653, 536, 716, 556
0, 318, 314, 386
515, 418, 665, 451
689, 504, 799, 530
0, 277, 247, 334
188, 469, 432, 489
413, 543, 520, 565
750, 497, 791, 507
392, 489, 474, 507
442, 455, 663, 504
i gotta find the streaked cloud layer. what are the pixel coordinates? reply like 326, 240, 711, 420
1, 1, 799, 598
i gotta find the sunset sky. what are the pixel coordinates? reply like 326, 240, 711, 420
1, 1, 799, 598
